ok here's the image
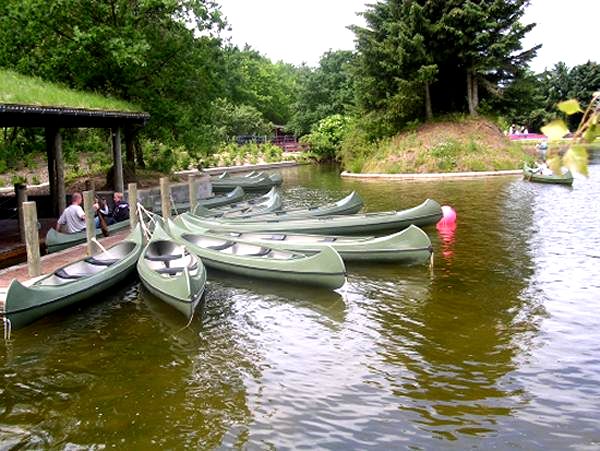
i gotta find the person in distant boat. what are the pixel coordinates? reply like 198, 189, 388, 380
535, 161, 553, 176
56, 192, 86, 234
536, 141, 548, 160
94, 192, 130, 227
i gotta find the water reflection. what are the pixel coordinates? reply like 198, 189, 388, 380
1, 159, 599, 448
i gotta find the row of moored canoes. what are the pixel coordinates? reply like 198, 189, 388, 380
2, 171, 443, 331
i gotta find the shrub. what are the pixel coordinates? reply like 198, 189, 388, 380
301, 114, 350, 160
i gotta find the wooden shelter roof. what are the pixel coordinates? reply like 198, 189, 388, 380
0, 103, 149, 128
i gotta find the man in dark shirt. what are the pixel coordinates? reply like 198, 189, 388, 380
95, 192, 130, 226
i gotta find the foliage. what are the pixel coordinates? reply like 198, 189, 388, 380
212, 98, 272, 140
211, 143, 285, 167
350, 0, 539, 137
300, 115, 350, 160
543, 93, 599, 176
222, 46, 299, 125
287, 50, 356, 136
143, 141, 192, 174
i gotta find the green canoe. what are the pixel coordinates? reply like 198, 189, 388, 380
191, 187, 278, 215
2, 225, 143, 330
166, 219, 346, 290
523, 164, 574, 185
206, 191, 363, 221
46, 219, 131, 254
153, 186, 246, 214
137, 222, 206, 320
175, 219, 433, 264
211, 174, 280, 192
195, 191, 282, 219
180, 199, 443, 235
217, 171, 283, 185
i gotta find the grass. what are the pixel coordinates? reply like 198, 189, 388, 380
0, 69, 141, 112
346, 117, 530, 174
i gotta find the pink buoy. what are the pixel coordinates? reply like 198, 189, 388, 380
436, 205, 457, 229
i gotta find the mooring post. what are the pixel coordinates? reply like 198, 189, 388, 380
188, 175, 197, 213
15, 183, 28, 243
83, 190, 96, 256
128, 182, 138, 230
23, 201, 41, 277
160, 177, 170, 219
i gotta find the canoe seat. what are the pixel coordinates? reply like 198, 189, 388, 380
85, 256, 119, 266
240, 247, 271, 257
228, 232, 242, 237
145, 253, 183, 262
320, 237, 337, 243
269, 234, 286, 241
54, 268, 84, 279
145, 240, 185, 261
206, 240, 235, 251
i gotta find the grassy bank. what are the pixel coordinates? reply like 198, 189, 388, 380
0, 69, 139, 111
342, 117, 531, 174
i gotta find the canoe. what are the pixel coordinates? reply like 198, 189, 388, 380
194, 191, 282, 219
211, 174, 280, 192
166, 219, 346, 290
175, 220, 433, 263
191, 187, 278, 216
180, 199, 443, 235
523, 164, 573, 185
2, 225, 143, 330
137, 222, 206, 320
217, 171, 282, 185
209, 191, 363, 221
152, 186, 245, 214
46, 219, 131, 254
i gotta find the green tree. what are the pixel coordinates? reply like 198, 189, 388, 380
288, 50, 356, 136
0, 0, 226, 155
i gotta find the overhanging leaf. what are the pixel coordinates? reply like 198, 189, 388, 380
541, 119, 569, 141
583, 122, 598, 143
563, 145, 589, 177
557, 99, 582, 115
547, 156, 562, 175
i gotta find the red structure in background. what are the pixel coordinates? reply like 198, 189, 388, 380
271, 125, 309, 152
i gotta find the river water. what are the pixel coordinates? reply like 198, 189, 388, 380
1, 154, 600, 449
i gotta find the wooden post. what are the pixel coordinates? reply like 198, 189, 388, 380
83, 190, 96, 256
23, 201, 41, 278
160, 177, 170, 219
188, 175, 197, 213
45, 128, 57, 216
15, 183, 28, 243
128, 182, 138, 230
112, 127, 124, 193
55, 130, 66, 215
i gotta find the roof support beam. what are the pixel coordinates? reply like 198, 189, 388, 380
112, 127, 124, 193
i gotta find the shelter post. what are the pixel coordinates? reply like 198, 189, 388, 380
160, 177, 170, 219
83, 190, 96, 256
23, 201, 41, 277
54, 130, 65, 214
128, 183, 138, 230
45, 128, 57, 216
112, 127, 124, 193
15, 183, 28, 243
188, 175, 197, 213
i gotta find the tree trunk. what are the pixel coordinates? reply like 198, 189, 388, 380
472, 74, 479, 114
424, 82, 433, 120
134, 135, 145, 169
466, 70, 474, 115
467, 69, 479, 116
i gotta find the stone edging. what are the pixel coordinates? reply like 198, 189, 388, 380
340, 169, 522, 181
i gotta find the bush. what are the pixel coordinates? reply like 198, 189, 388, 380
300, 114, 350, 160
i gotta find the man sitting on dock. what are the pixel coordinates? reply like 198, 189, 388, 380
94, 192, 130, 227
56, 192, 86, 234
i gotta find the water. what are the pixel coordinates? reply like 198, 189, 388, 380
2, 155, 600, 449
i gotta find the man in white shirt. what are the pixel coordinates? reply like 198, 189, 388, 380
56, 192, 86, 234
